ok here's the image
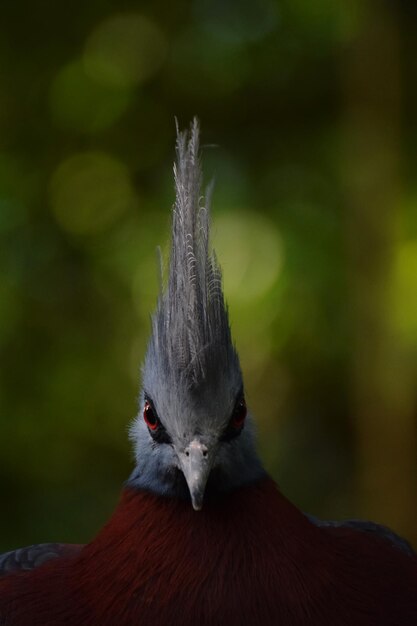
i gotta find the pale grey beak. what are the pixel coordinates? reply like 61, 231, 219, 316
179, 439, 213, 511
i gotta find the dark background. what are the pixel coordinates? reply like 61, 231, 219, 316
1, 0, 417, 550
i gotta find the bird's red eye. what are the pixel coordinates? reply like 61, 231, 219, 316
143, 401, 159, 431
231, 398, 247, 429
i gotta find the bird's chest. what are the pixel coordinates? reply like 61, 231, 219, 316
65, 495, 314, 625
79, 549, 307, 626
5, 485, 415, 626
70, 508, 336, 626
73, 491, 417, 626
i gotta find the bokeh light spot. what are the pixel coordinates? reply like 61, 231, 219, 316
213, 210, 284, 303
287, 0, 364, 43
84, 14, 167, 88
392, 239, 417, 344
49, 60, 131, 133
49, 152, 137, 234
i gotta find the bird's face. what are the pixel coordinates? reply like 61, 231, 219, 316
130, 365, 263, 510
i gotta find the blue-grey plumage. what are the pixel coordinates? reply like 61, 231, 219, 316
0, 543, 82, 576
0, 545, 63, 574
307, 516, 415, 556
128, 119, 265, 509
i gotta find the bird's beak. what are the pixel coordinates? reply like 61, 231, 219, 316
179, 439, 213, 511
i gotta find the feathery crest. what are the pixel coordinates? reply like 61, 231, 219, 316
146, 118, 239, 389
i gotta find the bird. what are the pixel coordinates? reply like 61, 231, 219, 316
0, 119, 416, 626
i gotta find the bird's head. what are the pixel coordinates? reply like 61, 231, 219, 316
129, 119, 264, 510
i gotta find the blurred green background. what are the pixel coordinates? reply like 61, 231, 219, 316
1, 0, 416, 551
